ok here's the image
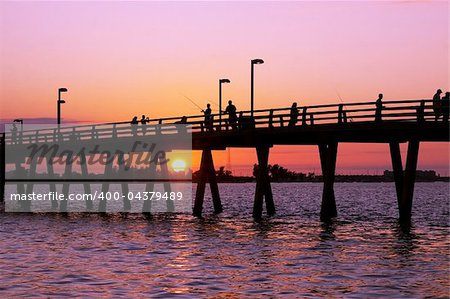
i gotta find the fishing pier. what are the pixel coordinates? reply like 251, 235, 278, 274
1, 99, 448, 223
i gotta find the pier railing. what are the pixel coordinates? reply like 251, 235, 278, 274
3, 99, 441, 145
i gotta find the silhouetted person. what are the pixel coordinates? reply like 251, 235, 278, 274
175, 116, 187, 124
375, 93, 384, 123
174, 116, 188, 133
140, 115, 148, 135
225, 100, 237, 129
11, 123, 18, 144
130, 116, 138, 136
433, 89, 442, 121
288, 102, 299, 127
202, 104, 212, 131
442, 92, 450, 122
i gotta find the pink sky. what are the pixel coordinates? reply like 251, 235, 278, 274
0, 1, 448, 174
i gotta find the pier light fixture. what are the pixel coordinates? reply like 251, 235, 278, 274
219, 78, 231, 128
57, 87, 68, 125
251, 58, 264, 117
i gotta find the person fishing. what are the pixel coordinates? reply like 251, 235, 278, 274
433, 89, 442, 121
224, 100, 237, 130
288, 102, 299, 127
202, 103, 213, 131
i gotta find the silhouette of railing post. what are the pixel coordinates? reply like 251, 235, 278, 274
193, 149, 222, 217
91, 125, 97, 139
112, 124, 117, 138
209, 115, 214, 132
417, 100, 425, 123
319, 142, 338, 221
0, 133, 4, 202
310, 114, 314, 125
338, 104, 344, 124
252, 146, 275, 219
302, 108, 308, 126
156, 119, 163, 135
269, 110, 274, 128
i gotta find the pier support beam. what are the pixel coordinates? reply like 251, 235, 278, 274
142, 151, 175, 214
79, 152, 94, 211
159, 151, 175, 213
142, 154, 157, 214
23, 155, 38, 212
389, 142, 403, 208
46, 157, 58, 210
252, 146, 275, 220
98, 153, 113, 212
193, 149, 222, 217
117, 153, 131, 212
60, 154, 74, 212
401, 140, 420, 222
319, 142, 338, 221
389, 141, 420, 223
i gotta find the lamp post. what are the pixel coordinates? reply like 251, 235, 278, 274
250, 58, 264, 117
219, 78, 231, 128
57, 88, 68, 125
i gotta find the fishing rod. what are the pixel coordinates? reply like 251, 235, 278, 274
179, 93, 204, 112
336, 90, 354, 122
179, 93, 220, 113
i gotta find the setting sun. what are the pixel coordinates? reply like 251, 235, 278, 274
171, 159, 187, 172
